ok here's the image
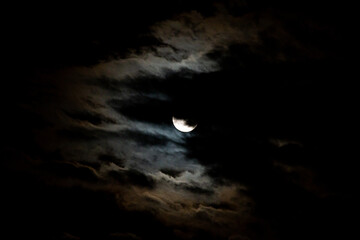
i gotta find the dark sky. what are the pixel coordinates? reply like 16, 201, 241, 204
2, 1, 357, 240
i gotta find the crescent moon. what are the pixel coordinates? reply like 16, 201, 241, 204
172, 117, 197, 132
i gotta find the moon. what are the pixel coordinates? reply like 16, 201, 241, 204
172, 117, 197, 132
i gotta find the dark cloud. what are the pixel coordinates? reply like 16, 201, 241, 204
120, 129, 178, 146
41, 160, 100, 183
3, 1, 356, 240
87, 77, 130, 93
208, 202, 236, 211
107, 97, 173, 125
160, 168, 184, 178
3, 180, 177, 240
108, 169, 156, 189
64, 110, 116, 125
109, 232, 142, 240
98, 154, 125, 168
58, 126, 177, 147
8, 1, 218, 69
57, 127, 120, 141
182, 185, 215, 196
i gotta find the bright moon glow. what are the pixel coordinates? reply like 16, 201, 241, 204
172, 117, 197, 132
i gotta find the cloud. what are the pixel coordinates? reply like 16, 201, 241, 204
63, 109, 116, 126
151, 10, 260, 52
5, 2, 355, 239
57, 127, 121, 141
107, 169, 156, 189
160, 168, 184, 178
107, 96, 172, 125
181, 185, 215, 195
64, 6, 285, 86
109, 232, 142, 240
41, 160, 101, 183
98, 153, 125, 167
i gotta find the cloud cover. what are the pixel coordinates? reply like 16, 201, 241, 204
2, 1, 356, 239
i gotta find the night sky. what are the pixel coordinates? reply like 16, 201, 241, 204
2, 1, 357, 239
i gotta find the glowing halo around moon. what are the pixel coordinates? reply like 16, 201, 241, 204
172, 117, 197, 132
